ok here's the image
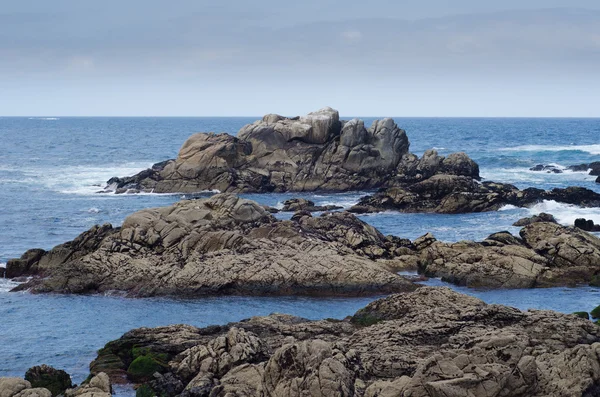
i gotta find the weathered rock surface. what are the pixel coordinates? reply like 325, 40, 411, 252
350, 176, 600, 214
106, 108, 479, 194
513, 212, 557, 226
24, 365, 72, 397
416, 221, 600, 288
7, 194, 415, 297
65, 373, 111, 397
280, 198, 342, 212
0, 379, 33, 397
91, 287, 600, 397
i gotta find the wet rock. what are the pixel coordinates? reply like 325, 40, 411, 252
10, 194, 416, 297
93, 287, 600, 397
351, 177, 600, 214
24, 365, 72, 397
575, 218, 600, 232
530, 164, 563, 173
106, 108, 478, 194
568, 161, 600, 176
280, 198, 342, 212
513, 212, 557, 226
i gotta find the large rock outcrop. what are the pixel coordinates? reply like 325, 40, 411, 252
7, 194, 415, 297
90, 287, 600, 397
106, 108, 479, 194
415, 221, 600, 288
350, 176, 600, 214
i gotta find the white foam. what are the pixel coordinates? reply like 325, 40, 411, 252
87, 207, 100, 213
28, 117, 60, 120
522, 200, 600, 226
499, 144, 600, 156
481, 167, 597, 184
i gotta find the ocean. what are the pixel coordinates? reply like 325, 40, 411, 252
1, 116, 599, 394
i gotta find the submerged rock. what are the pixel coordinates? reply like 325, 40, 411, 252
105, 108, 479, 194
568, 161, 600, 176
350, 177, 600, 214
280, 198, 342, 212
92, 287, 600, 397
8, 194, 415, 297
530, 164, 563, 173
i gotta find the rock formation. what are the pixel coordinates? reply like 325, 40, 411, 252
105, 108, 479, 194
0, 371, 110, 397
513, 212, 556, 226
279, 198, 342, 212
7, 194, 415, 297
416, 221, 600, 288
575, 218, 600, 232
89, 287, 600, 397
350, 177, 600, 214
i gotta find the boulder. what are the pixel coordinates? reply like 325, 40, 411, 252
106, 108, 478, 194
64, 373, 111, 397
92, 287, 600, 397
24, 365, 72, 397
575, 218, 600, 232
0, 379, 32, 397
9, 194, 416, 297
530, 164, 563, 173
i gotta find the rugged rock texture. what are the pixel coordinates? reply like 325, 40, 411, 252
575, 218, 600, 232
106, 108, 479, 194
7, 194, 415, 297
64, 373, 111, 397
24, 365, 72, 397
350, 176, 600, 214
280, 198, 342, 212
513, 212, 557, 226
416, 221, 600, 288
91, 287, 600, 397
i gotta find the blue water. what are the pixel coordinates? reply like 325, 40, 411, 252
1, 116, 599, 391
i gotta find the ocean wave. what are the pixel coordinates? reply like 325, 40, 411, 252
28, 117, 60, 120
480, 166, 597, 184
499, 144, 600, 156
505, 200, 600, 226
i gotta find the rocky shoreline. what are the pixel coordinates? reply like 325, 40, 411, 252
6, 193, 600, 296
67, 287, 600, 397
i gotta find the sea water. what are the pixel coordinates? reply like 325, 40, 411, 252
1, 117, 599, 390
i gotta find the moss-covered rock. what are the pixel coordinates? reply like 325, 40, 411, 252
573, 311, 590, 319
591, 305, 600, 319
127, 355, 166, 382
24, 364, 72, 397
136, 384, 156, 397
590, 275, 600, 287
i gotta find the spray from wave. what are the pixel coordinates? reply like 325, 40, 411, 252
505, 200, 600, 226
499, 144, 600, 156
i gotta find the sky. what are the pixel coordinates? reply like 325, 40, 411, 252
1, 1, 600, 117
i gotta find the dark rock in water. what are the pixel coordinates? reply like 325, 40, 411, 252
513, 212, 557, 226
24, 364, 72, 396
573, 311, 590, 319
280, 198, 343, 212
350, 177, 600, 214
6, 248, 46, 278
105, 108, 479, 194
575, 218, 600, 232
0, 266, 4, 278
104, 159, 174, 193
93, 287, 600, 397
529, 164, 563, 173
568, 161, 600, 176
597, 175, 600, 184
9, 194, 416, 297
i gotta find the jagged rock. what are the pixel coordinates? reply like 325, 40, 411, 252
513, 212, 557, 226
24, 365, 72, 397
351, 176, 600, 214
92, 287, 600, 397
105, 108, 478, 194
280, 198, 342, 212
417, 222, 600, 288
9, 194, 415, 297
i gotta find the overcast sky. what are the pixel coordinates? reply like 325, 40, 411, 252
1, 1, 600, 116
